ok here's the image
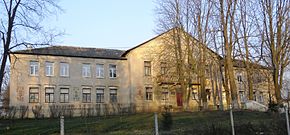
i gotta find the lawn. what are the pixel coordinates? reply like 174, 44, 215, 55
0, 110, 288, 135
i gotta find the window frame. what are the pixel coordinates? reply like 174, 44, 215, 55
145, 87, 153, 101
96, 64, 105, 78
45, 87, 54, 103
109, 88, 117, 103
96, 88, 105, 103
144, 61, 151, 76
82, 63, 91, 77
60, 88, 69, 103
45, 62, 54, 76
109, 64, 117, 78
82, 88, 91, 103
29, 87, 39, 103
60, 62, 69, 77
29, 61, 39, 76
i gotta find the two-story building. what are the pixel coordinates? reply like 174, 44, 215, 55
9, 28, 274, 117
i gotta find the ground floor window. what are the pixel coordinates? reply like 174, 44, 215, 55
29, 87, 39, 103
192, 88, 198, 100
82, 88, 91, 103
60, 88, 69, 103
145, 87, 153, 100
162, 87, 169, 101
239, 91, 246, 103
45, 88, 54, 103
110, 88, 117, 103
96, 88, 105, 103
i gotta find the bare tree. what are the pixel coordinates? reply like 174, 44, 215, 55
0, 0, 62, 93
258, 0, 290, 103
216, 0, 239, 109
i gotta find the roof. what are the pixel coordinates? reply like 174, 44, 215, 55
220, 59, 272, 70
11, 46, 126, 60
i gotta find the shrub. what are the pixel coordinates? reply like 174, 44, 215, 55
161, 111, 172, 131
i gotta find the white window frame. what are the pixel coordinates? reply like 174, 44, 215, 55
45, 62, 54, 76
82, 64, 91, 77
96, 87, 105, 103
144, 61, 151, 76
96, 64, 104, 78
45, 87, 54, 103
145, 87, 153, 101
30, 61, 39, 76
29, 87, 39, 103
109, 64, 117, 78
60, 88, 69, 103
109, 87, 117, 103
60, 62, 69, 77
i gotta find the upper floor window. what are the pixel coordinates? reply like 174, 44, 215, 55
82, 64, 91, 77
60, 62, 69, 77
60, 88, 69, 103
82, 88, 91, 103
30, 61, 39, 76
110, 88, 117, 103
45, 62, 54, 76
160, 62, 166, 75
144, 61, 151, 76
109, 64, 117, 78
145, 87, 153, 100
45, 87, 54, 103
29, 87, 39, 103
96, 64, 104, 78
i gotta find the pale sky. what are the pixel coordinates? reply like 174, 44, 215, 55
46, 0, 156, 50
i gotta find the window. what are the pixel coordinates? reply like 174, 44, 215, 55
82, 88, 91, 103
60, 88, 69, 103
29, 87, 39, 103
237, 74, 242, 83
109, 64, 117, 78
60, 62, 69, 77
45, 88, 54, 103
145, 87, 153, 100
192, 88, 198, 100
160, 62, 166, 75
96, 88, 105, 103
162, 87, 169, 101
110, 88, 117, 103
144, 61, 151, 76
258, 92, 264, 103
239, 91, 246, 103
206, 89, 211, 100
82, 64, 91, 77
45, 62, 54, 76
30, 61, 39, 76
96, 64, 104, 78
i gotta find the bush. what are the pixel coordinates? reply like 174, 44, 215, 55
161, 111, 172, 131
268, 101, 283, 112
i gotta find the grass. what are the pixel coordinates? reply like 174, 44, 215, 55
0, 110, 288, 135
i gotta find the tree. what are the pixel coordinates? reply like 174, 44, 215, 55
257, 0, 290, 102
0, 0, 62, 93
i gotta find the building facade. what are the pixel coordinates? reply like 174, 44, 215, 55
9, 29, 274, 117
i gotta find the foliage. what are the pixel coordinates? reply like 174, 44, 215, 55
161, 111, 173, 131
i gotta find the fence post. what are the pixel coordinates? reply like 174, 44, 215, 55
230, 104, 235, 135
285, 105, 290, 135
60, 115, 64, 135
154, 112, 159, 135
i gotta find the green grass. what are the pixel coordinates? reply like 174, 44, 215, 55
0, 110, 288, 135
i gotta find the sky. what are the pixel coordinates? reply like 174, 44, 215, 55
46, 0, 157, 50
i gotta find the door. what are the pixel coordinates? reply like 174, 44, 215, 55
176, 93, 183, 106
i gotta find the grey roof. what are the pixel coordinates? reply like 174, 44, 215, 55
11, 46, 126, 60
